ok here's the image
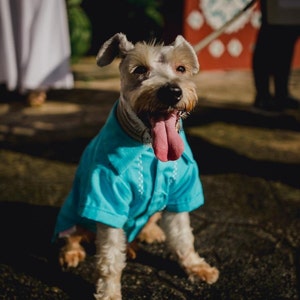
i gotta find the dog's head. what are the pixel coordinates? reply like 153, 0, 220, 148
96, 33, 200, 162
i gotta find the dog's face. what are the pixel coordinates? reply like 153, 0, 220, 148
118, 38, 199, 114
96, 33, 200, 161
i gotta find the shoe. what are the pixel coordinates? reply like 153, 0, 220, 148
279, 96, 300, 110
253, 95, 283, 112
26, 90, 47, 107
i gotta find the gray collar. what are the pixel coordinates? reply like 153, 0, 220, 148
116, 98, 152, 144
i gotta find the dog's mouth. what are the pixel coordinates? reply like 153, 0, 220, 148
142, 109, 187, 162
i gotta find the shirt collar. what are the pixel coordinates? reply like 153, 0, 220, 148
103, 101, 151, 174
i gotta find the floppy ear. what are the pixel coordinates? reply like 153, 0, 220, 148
96, 33, 134, 67
173, 35, 200, 74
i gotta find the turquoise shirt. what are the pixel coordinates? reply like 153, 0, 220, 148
53, 101, 204, 243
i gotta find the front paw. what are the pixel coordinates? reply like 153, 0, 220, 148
187, 262, 219, 284
95, 278, 122, 300
137, 222, 166, 244
59, 244, 86, 268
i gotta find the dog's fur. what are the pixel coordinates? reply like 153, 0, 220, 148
55, 33, 219, 300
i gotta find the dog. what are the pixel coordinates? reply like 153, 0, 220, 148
53, 33, 219, 300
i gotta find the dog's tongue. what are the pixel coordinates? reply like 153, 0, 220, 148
150, 113, 184, 162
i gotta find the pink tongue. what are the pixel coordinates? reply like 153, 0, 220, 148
150, 113, 184, 162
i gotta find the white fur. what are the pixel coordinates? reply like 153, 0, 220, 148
161, 212, 219, 284
94, 224, 126, 300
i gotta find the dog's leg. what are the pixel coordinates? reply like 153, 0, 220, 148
160, 211, 219, 284
59, 226, 94, 268
94, 223, 126, 300
128, 212, 165, 260
137, 212, 166, 243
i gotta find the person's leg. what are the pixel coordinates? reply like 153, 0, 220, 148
253, 0, 272, 110
273, 26, 300, 109
252, 23, 284, 111
252, 24, 272, 105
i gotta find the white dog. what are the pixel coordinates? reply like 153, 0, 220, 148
53, 33, 219, 300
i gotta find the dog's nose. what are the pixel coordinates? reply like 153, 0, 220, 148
157, 84, 182, 106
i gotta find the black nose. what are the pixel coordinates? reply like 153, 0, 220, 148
157, 84, 182, 106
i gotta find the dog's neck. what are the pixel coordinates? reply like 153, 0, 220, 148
117, 97, 152, 144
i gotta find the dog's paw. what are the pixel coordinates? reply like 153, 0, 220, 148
138, 222, 166, 244
187, 263, 219, 284
95, 278, 122, 300
127, 241, 139, 259
94, 292, 121, 300
59, 244, 86, 268
94, 291, 121, 300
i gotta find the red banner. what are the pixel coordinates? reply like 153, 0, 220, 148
183, 0, 300, 70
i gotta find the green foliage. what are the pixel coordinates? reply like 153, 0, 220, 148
126, 0, 164, 27
66, 0, 92, 63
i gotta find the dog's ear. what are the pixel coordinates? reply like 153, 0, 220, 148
173, 35, 200, 74
96, 33, 134, 67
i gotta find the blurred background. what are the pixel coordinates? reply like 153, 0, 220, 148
71, 0, 300, 70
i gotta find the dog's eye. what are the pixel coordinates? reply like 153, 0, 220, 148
133, 66, 148, 75
176, 65, 186, 73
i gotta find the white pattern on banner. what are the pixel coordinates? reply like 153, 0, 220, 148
187, 10, 204, 30
227, 38, 243, 57
208, 40, 225, 58
200, 0, 254, 33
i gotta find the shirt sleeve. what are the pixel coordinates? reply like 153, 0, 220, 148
77, 164, 132, 228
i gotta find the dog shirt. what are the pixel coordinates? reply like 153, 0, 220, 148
53, 100, 204, 243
